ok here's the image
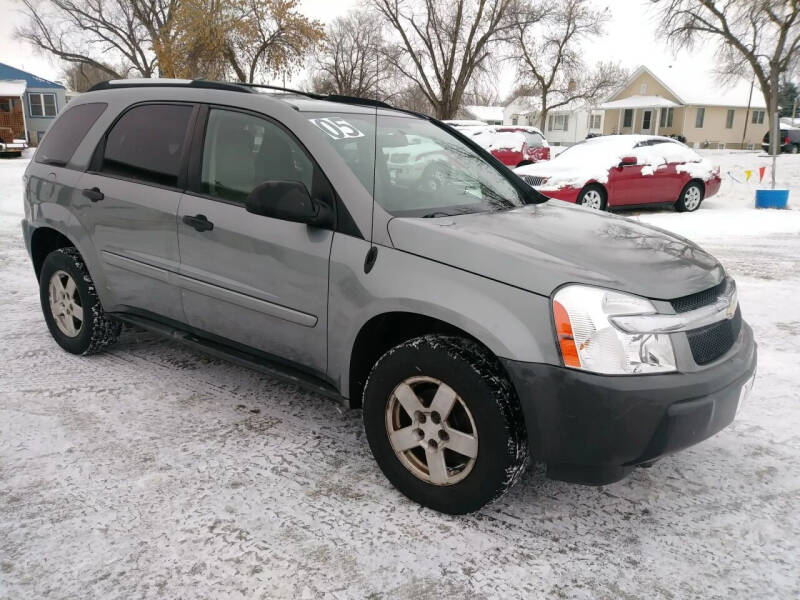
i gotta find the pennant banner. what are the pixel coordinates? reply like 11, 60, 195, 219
744, 170, 752, 181
759, 166, 766, 182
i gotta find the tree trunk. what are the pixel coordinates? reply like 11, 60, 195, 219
769, 61, 780, 188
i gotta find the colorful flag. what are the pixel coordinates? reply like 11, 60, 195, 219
759, 166, 766, 182
744, 170, 752, 181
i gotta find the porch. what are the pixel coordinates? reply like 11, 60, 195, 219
0, 80, 28, 144
597, 95, 681, 137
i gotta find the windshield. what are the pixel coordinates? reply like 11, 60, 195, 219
307, 112, 526, 217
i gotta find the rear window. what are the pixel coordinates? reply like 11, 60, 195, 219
100, 104, 192, 187
35, 102, 107, 166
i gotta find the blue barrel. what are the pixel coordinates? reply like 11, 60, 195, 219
755, 189, 789, 208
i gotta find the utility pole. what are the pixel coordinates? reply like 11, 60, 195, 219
741, 73, 755, 149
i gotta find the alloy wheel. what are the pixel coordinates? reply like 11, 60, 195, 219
581, 189, 603, 209
48, 270, 84, 337
684, 186, 702, 211
385, 376, 478, 486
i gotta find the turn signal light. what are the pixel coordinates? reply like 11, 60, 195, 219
553, 300, 581, 368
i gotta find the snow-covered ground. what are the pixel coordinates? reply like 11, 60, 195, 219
1, 150, 799, 599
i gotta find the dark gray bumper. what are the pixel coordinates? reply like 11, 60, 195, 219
502, 322, 757, 485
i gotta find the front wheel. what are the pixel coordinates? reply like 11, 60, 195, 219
578, 185, 607, 210
362, 335, 529, 514
675, 182, 704, 212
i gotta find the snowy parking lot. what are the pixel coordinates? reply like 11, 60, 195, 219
1, 149, 799, 599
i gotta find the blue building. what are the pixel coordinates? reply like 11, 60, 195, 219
0, 62, 67, 145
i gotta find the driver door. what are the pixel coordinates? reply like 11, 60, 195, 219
177, 106, 334, 374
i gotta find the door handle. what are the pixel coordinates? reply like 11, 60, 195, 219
82, 187, 104, 202
182, 214, 214, 232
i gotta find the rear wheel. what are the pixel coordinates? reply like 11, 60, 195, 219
362, 335, 529, 514
39, 247, 121, 355
675, 181, 704, 212
578, 185, 607, 210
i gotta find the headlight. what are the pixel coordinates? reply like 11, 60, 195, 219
553, 285, 676, 374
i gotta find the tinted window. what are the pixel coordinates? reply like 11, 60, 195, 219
101, 104, 192, 187
35, 102, 107, 166
200, 109, 314, 203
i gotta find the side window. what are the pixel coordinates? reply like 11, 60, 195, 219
35, 102, 107, 166
100, 104, 192, 187
200, 109, 314, 204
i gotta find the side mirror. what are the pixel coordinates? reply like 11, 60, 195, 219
619, 156, 637, 167
245, 180, 333, 227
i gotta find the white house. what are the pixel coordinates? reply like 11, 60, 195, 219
543, 101, 605, 145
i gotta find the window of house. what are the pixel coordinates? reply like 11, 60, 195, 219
549, 114, 568, 130
623, 109, 633, 128
35, 102, 107, 166
659, 107, 674, 128
752, 110, 765, 124
589, 114, 602, 129
726, 109, 735, 129
511, 116, 518, 125
640, 84, 647, 95
0, 98, 11, 112
695, 107, 705, 128
642, 111, 652, 130
200, 108, 314, 204
28, 93, 58, 117
100, 103, 192, 187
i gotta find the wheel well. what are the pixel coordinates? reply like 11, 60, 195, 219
348, 312, 487, 409
31, 227, 75, 279
579, 182, 607, 200
516, 160, 532, 167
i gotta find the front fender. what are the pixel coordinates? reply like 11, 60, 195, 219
327, 235, 559, 397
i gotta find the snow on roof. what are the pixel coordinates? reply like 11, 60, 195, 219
0, 80, 26, 97
612, 65, 766, 109
463, 105, 505, 122
597, 95, 680, 110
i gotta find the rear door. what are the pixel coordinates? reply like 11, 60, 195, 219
176, 106, 334, 375
78, 102, 195, 322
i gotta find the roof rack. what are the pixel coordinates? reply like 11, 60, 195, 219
86, 78, 399, 112
86, 79, 252, 93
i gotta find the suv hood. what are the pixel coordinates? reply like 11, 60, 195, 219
387, 202, 723, 299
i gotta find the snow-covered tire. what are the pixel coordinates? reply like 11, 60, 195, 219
363, 335, 529, 514
675, 181, 704, 212
39, 247, 121, 355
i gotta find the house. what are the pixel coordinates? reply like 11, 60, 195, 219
503, 96, 604, 145
0, 80, 27, 149
0, 63, 67, 146
598, 65, 768, 149
542, 101, 605, 146
456, 105, 504, 125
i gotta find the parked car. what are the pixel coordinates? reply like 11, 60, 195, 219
383, 134, 450, 191
762, 128, 800, 154
22, 80, 756, 515
0, 133, 27, 158
471, 126, 551, 167
515, 134, 721, 212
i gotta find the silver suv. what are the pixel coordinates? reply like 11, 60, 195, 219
22, 80, 757, 514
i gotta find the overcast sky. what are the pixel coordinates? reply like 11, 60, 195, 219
1, 0, 722, 97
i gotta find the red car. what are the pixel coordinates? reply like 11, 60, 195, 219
515, 135, 721, 212
472, 126, 550, 167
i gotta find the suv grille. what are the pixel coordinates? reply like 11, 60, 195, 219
671, 279, 740, 365
686, 307, 742, 365
670, 279, 727, 313
520, 175, 547, 187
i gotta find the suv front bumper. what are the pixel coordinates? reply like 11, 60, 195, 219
502, 322, 757, 485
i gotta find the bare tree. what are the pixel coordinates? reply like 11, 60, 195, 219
510, 0, 625, 131
653, 0, 800, 160
62, 61, 119, 92
312, 9, 391, 99
17, 0, 157, 78
374, 0, 536, 120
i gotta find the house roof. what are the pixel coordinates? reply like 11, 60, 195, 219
0, 80, 27, 97
608, 65, 766, 109
464, 105, 505, 122
0, 63, 64, 89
